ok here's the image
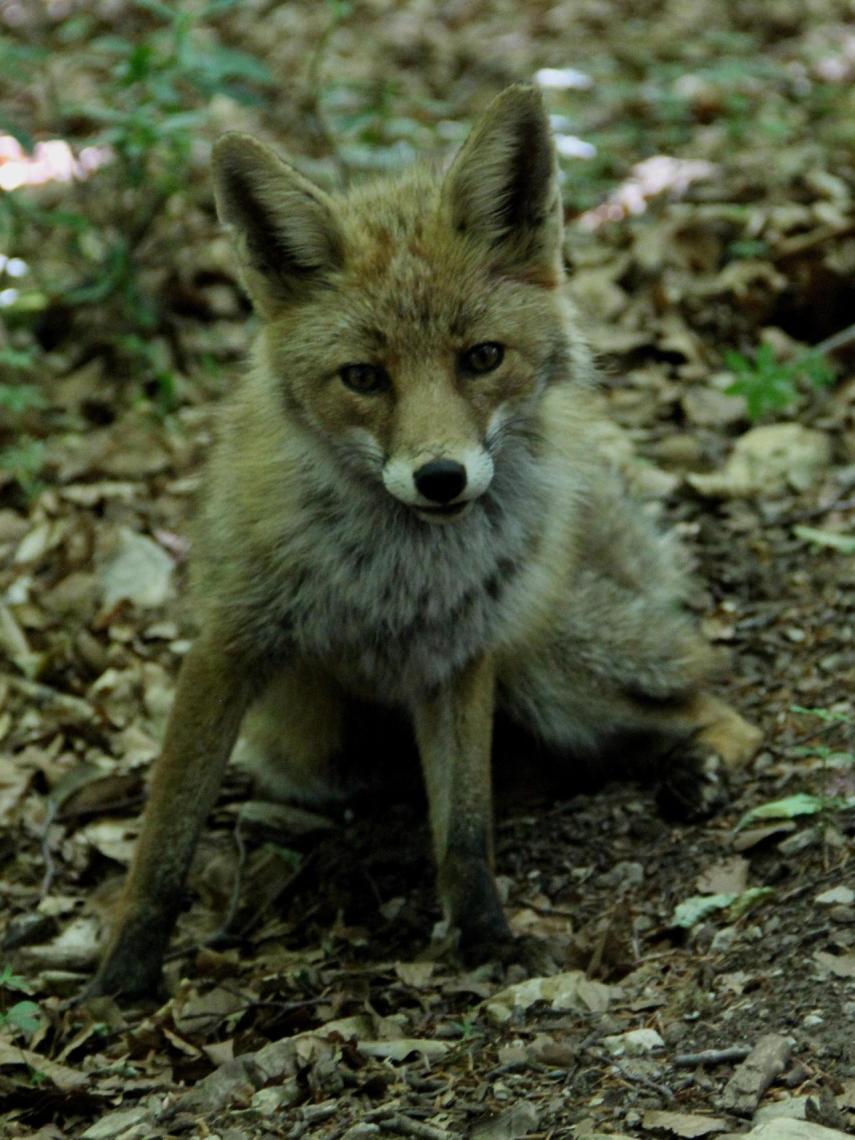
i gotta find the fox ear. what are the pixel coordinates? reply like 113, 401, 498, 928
212, 134, 343, 313
443, 85, 563, 283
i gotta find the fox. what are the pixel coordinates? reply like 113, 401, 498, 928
91, 84, 760, 998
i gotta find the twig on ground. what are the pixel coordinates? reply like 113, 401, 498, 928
4, 674, 94, 721
370, 1114, 454, 1140
39, 797, 58, 898
674, 1045, 752, 1067
611, 1062, 674, 1102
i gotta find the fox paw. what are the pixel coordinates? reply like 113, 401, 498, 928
695, 697, 762, 771
656, 746, 730, 822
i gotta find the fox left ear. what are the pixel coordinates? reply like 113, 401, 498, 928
212, 133, 343, 315
443, 84, 563, 284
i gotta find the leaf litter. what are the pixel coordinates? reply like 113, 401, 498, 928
0, 1, 853, 1137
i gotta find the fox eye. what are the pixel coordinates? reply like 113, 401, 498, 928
461, 342, 504, 375
340, 363, 391, 395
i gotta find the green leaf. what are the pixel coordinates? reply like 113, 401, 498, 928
727, 886, 775, 918
737, 793, 827, 829
0, 115, 35, 152
0, 966, 32, 993
0, 384, 46, 413
0, 347, 36, 372
672, 887, 776, 928
791, 705, 853, 726
5, 1001, 42, 1035
672, 893, 736, 928
0, 439, 46, 495
793, 526, 855, 554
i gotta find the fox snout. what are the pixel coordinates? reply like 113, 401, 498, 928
383, 448, 495, 520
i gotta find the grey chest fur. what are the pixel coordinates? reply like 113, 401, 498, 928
275, 487, 538, 703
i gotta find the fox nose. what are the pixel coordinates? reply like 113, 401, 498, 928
413, 459, 467, 503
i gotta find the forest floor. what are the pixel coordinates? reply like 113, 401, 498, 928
0, 1, 853, 1137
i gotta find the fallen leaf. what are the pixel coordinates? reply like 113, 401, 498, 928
99, 526, 174, 609
0, 1039, 88, 1091
696, 856, 749, 896
471, 1100, 539, 1139
813, 950, 855, 979
687, 424, 831, 498
793, 525, 855, 554
394, 961, 436, 987
80, 1107, 151, 1139
604, 1028, 664, 1056
737, 794, 828, 829
641, 1108, 729, 1136
485, 971, 619, 1025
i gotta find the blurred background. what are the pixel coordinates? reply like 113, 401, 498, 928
0, 0, 853, 494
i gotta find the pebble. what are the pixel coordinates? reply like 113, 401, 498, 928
603, 1028, 665, 1056
815, 886, 854, 906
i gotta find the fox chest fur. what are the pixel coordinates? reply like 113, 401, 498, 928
196, 396, 560, 703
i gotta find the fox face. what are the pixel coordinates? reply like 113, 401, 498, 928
212, 86, 577, 525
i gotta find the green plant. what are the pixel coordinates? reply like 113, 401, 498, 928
0, 438, 45, 498
0, 965, 43, 1038
0, 0, 272, 387
724, 343, 837, 420
449, 1010, 484, 1041
737, 706, 854, 829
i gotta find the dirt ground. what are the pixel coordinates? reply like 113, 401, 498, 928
0, 1, 853, 1137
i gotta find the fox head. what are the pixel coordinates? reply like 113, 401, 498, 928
212, 85, 578, 524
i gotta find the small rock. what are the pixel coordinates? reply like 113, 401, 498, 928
603, 1028, 665, 1056
251, 1082, 302, 1114
755, 1096, 811, 1122
598, 861, 644, 889
651, 433, 704, 469
687, 424, 831, 499
683, 385, 746, 427
711, 926, 739, 953
777, 828, 819, 856
815, 886, 854, 906
99, 527, 174, 609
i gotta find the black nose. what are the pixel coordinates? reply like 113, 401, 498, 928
413, 459, 467, 504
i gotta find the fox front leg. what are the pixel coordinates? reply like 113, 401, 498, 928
413, 654, 512, 960
90, 633, 256, 999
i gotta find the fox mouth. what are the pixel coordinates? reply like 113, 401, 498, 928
414, 500, 473, 522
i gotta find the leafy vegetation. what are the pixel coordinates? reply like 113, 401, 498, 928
0, 966, 42, 1038
725, 344, 837, 420
0, 0, 272, 388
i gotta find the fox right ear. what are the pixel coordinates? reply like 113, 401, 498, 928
212, 134, 343, 314
443, 85, 563, 285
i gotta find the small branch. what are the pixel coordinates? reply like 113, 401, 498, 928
39, 797, 58, 898
216, 810, 249, 941
4, 674, 94, 722
775, 221, 855, 260
611, 1062, 674, 1101
674, 1045, 752, 1067
813, 320, 855, 357
369, 1114, 454, 1140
